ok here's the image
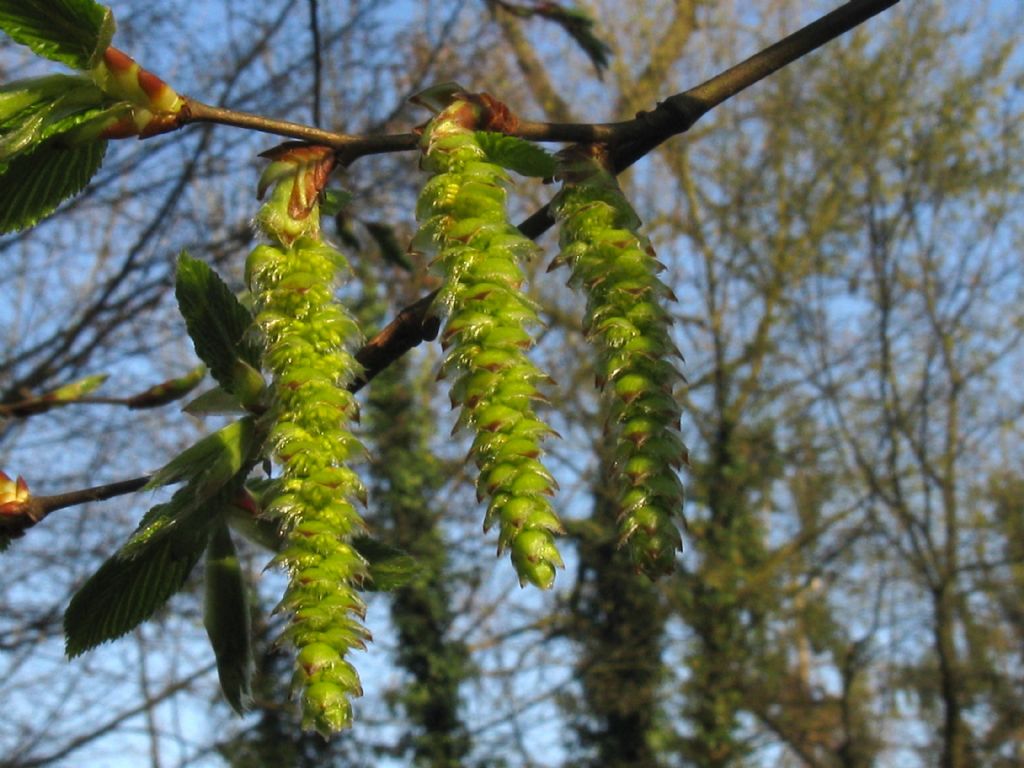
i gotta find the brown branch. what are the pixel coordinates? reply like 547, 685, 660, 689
351, 289, 441, 391
1, 476, 151, 541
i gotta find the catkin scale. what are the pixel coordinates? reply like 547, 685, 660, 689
246, 146, 368, 734
414, 98, 564, 589
552, 144, 687, 578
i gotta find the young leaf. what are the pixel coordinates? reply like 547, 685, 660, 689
0, 82, 110, 166
0, 139, 106, 233
64, 477, 249, 657
319, 187, 352, 217
64, 504, 208, 657
175, 252, 263, 396
474, 132, 556, 178
145, 417, 261, 494
47, 372, 108, 400
204, 520, 253, 714
182, 385, 247, 416
0, 0, 115, 70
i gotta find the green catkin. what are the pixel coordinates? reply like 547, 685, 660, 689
414, 99, 564, 589
552, 144, 686, 578
246, 145, 368, 734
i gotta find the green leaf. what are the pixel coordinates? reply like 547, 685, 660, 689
204, 520, 253, 714
146, 417, 261, 493
0, 0, 115, 70
226, 498, 282, 552
0, 139, 106, 233
352, 535, 421, 592
64, 474, 250, 657
0, 80, 109, 164
175, 252, 263, 396
0, 75, 91, 126
182, 385, 247, 416
64, 495, 210, 657
474, 132, 556, 178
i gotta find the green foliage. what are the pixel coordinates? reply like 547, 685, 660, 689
0, 75, 108, 165
415, 97, 564, 589
144, 416, 261, 495
533, 3, 610, 76
0, 139, 105, 232
473, 131, 556, 178
38, 372, 107, 404
366, 358, 472, 766
64, 403, 264, 658
563, 461, 669, 767
362, 220, 413, 272
183, 385, 250, 416
204, 520, 254, 714
64, 482, 241, 657
0, 0, 114, 69
175, 252, 265, 402
487, 1, 611, 77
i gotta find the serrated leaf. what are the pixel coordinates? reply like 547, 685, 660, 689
0, 0, 115, 70
352, 535, 421, 592
64, 475, 251, 657
225, 503, 281, 551
175, 252, 263, 395
0, 139, 106, 233
474, 132, 556, 178
146, 417, 261, 493
203, 520, 253, 714
64, 501, 208, 658
363, 220, 412, 272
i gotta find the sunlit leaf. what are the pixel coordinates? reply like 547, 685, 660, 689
145, 417, 261, 494
474, 132, 556, 178
0, 139, 105, 233
175, 252, 263, 397
0, 0, 115, 70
